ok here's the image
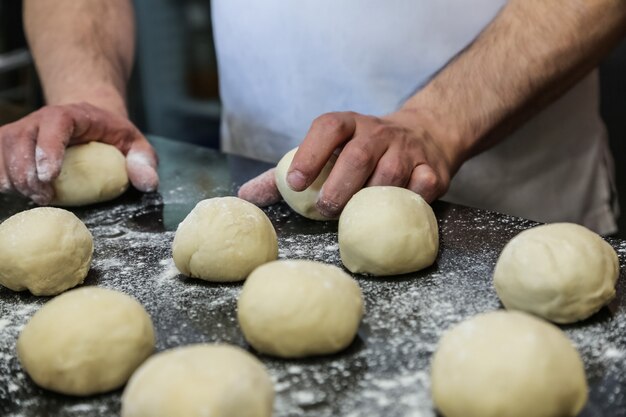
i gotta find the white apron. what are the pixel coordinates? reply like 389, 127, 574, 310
212, 0, 618, 234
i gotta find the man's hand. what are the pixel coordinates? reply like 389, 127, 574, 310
288, 110, 461, 217
238, 108, 463, 218
241, 0, 626, 216
6, 0, 147, 204
0, 102, 158, 205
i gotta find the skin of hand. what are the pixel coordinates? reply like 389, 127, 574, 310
0, 0, 158, 205
0, 102, 159, 205
286, 109, 461, 218
238, 108, 459, 218
239, 0, 626, 218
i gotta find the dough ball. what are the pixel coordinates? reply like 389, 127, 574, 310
431, 311, 588, 417
172, 197, 278, 282
338, 186, 438, 276
0, 207, 93, 296
52, 142, 129, 206
237, 260, 364, 358
17, 287, 155, 396
122, 344, 274, 417
494, 223, 619, 323
275, 147, 337, 220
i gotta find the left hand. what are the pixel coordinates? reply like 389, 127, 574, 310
238, 108, 464, 218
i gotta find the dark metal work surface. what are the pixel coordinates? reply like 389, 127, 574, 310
0, 136, 625, 417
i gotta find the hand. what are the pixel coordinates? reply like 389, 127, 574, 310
239, 108, 464, 217
0, 102, 159, 204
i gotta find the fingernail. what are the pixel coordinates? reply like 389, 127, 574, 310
35, 147, 53, 182
0, 178, 11, 193
317, 199, 340, 219
136, 175, 159, 193
30, 193, 51, 206
143, 182, 159, 193
287, 170, 307, 191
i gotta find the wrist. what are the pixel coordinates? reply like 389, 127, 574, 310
46, 84, 129, 118
390, 99, 470, 174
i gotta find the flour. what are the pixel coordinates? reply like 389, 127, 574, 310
0, 201, 625, 417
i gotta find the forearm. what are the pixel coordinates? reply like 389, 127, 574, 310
404, 0, 626, 168
23, 0, 135, 116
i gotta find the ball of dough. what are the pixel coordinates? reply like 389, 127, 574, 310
237, 260, 364, 358
431, 311, 588, 417
172, 197, 278, 282
52, 142, 129, 206
121, 344, 274, 417
17, 287, 155, 396
275, 147, 337, 220
0, 207, 93, 296
494, 223, 619, 323
338, 186, 438, 276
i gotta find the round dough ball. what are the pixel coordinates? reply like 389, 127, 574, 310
494, 223, 619, 323
122, 344, 274, 417
338, 186, 438, 276
431, 311, 588, 417
17, 287, 155, 396
238, 259, 364, 358
275, 147, 337, 220
172, 197, 278, 282
52, 142, 129, 206
0, 207, 93, 296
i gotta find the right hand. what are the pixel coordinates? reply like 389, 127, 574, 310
0, 102, 159, 205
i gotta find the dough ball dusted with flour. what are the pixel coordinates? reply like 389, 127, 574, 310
238, 260, 364, 358
172, 197, 278, 281
431, 311, 588, 417
52, 142, 129, 206
122, 344, 274, 417
339, 186, 438, 276
275, 147, 337, 220
17, 287, 155, 396
494, 223, 619, 323
0, 207, 93, 296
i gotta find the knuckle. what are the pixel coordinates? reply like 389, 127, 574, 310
419, 169, 440, 192
342, 144, 374, 169
314, 112, 346, 133
45, 106, 72, 126
369, 124, 397, 141
75, 101, 96, 112
379, 163, 406, 184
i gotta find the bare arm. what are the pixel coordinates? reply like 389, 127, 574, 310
0, 0, 157, 204
404, 0, 626, 163
24, 0, 135, 116
241, 0, 626, 217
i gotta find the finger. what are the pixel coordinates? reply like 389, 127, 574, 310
316, 137, 387, 218
407, 164, 443, 203
2, 127, 53, 204
126, 134, 159, 192
0, 143, 13, 193
365, 147, 414, 188
288, 112, 357, 191
33, 107, 73, 182
237, 168, 281, 207
65, 103, 134, 154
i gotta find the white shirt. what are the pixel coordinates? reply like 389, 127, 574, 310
212, 0, 618, 234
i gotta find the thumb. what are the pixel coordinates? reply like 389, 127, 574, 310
126, 136, 159, 192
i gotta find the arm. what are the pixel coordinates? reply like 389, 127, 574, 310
404, 0, 626, 161
0, 0, 157, 204
240, 0, 626, 217
25, 0, 134, 116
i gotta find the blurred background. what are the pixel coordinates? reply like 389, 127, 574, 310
1, 0, 625, 236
